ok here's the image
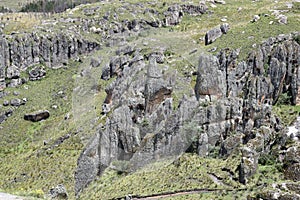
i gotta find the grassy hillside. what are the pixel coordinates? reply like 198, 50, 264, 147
80, 153, 284, 199
0, 0, 36, 11
0, 0, 299, 199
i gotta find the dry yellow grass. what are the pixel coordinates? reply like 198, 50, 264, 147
0, 12, 52, 33
0, 0, 32, 11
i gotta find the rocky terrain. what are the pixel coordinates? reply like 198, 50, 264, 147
0, 0, 300, 199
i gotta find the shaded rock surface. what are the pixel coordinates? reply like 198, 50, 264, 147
75, 33, 300, 195
24, 110, 50, 122
0, 31, 99, 90
205, 23, 230, 45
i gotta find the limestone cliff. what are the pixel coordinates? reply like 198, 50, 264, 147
75, 32, 300, 195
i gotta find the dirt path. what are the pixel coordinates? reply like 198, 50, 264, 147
114, 188, 248, 200
0, 192, 26, 200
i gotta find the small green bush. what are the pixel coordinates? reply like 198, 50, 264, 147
276, 92, 291, 105
258, 154, 277, 165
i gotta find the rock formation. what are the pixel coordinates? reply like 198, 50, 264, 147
75, 32, 300, 195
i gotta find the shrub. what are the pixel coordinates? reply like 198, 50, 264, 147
276, 92, 291, 105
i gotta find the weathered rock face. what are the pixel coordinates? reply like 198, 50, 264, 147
0, 31, 99, 90
75, 34, 300, 195
205, 23, 230, 45
283, 145, 300, 181
195, 53, 226, 100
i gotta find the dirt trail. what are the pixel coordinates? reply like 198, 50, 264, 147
115, 188, 248, 200
0, 192, 26, 200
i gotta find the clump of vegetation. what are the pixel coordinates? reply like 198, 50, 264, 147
273, 105, 300, 125
20, 0, 98, 13
273, 92, 300, 125
276, 92, 292, 105
80, 153, 285, 200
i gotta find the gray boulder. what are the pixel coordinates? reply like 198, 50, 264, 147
10, 98, 25, 107
3, 100, 9, 106
181, 4, 208, 16
278, 14, 288, 24
283, 145, 300, 181
164, 5, 183, 26
90, 57, 102, 68
75, 132, 100, 196
29, 66, 46, 81
205, 24, 230, 45
205, 26, 223, 45
195, 53, 226, 100
220, 23, 230, 34
0, 109, 13, 124
48, 184, 68, 199
6, 65, 20, 79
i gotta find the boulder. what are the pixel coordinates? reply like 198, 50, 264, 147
195, 53, 226, 100
24, 110, 50, 122
205, 26, 223, 45
90, 57, 102, 68
75, 132, 100, 196
8, 78, 23, 87
6, 65, 20, 79
205, 24, 229, 45
251, 15, 260, 22
164, 5, 183, 26
239, 147, 259, 184
181, 4, 208, 15
148, 52, 165, 64
220, 23, 230, 34
29, 66, 46, 81
48, 184, 68, 199
278, 14, 288, 24
0, 109, 13, 124
10, 98, 25, 107
3, 100, 9, 106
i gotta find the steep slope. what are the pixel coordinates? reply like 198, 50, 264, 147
0, 0, 299, 199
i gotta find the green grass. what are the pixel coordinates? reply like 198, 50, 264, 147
80, 153, 286, 200
79, 153, 241, 199
273, 105, 300, 126
0, 57, 108, 199
0, 0, 299, 199
0, 0, 32, 11
0, 65, 79, 198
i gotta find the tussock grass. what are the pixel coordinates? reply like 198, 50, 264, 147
80, 153, 284, 200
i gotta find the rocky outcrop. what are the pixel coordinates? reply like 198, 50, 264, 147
0, 2, 209, 92
0, 31, 99, 90
75, 33, 300, 195
195, 53, 226, 100
205, 23, 230, 45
